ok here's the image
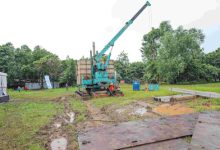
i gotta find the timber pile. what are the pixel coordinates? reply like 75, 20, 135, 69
76, 59, 115, 85
78, 111, 220, 150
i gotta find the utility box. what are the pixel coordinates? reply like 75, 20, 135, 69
76, 59, 115, 85
148, 84, 159, 91
0, 72, 9, 103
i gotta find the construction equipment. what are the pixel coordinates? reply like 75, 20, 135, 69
75, 1, 151, 99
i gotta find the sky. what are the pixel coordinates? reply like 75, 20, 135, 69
0, 0, 220, 62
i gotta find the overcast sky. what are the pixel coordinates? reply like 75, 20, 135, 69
0, 0, 220, 62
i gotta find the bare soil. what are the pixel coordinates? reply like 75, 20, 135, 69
153, 103, 195, 116
102, 101, 159, 122
77, 101, 113, 131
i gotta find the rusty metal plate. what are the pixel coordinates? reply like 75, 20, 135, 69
190, 111, 220, 150
78, 113, 198, 150
124, 138, 190, 150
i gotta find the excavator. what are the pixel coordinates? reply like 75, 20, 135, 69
75, 1, 151, 99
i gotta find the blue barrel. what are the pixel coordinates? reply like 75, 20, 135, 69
133, 81, 140, 91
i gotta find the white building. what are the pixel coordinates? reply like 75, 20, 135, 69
0, 72, 9, 102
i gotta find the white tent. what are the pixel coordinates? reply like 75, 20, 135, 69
0, 72, 9, 102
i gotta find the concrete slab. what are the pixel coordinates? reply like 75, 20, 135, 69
170, 88, 220, 98
154, 94, 196, 103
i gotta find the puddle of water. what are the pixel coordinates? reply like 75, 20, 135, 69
67, 112, 75, 123
131, 108, 147, 116
51, 137, 67, 150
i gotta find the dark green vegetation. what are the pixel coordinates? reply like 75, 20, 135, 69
114, 21, 220, 84
0, 44, 77, 87
140, 21, 220, 83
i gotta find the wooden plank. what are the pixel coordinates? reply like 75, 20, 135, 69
170, 88, 220, 98
78, 113, 199, 150
190, 111, 220, 150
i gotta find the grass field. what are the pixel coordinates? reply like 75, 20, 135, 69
91, 83, 220, 108
0, 83, 220, 149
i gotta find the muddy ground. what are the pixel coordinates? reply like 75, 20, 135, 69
36, 96, 78, 150
35, 96, 196, 150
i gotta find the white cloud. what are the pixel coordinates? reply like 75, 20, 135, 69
187, 2, 220, 28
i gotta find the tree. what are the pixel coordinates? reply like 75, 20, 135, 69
141, 21, 173, 82
140, 21, 214, 84
59, 56, 77, 86
0, 43, 78, 88
114, 51, 130, 82
205, 48, 220, 68
34, 54, 61, 88
205, 48, 220, 80
0, 43, 16, 85
127, 62, 145, 83
157, 26, 205, 83
14, 45, 34, 82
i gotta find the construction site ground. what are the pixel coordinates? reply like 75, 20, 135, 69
0, 83, 220, 150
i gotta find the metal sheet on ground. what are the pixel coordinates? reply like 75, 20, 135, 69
124, 138, 189, 150
190, 111, 220, 150
78, 113, 198, 150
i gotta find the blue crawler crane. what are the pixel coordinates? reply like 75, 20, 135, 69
75, 1, 151, 99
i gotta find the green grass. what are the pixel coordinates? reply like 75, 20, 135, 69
172, 82, 220, 93
91, 84, 178, 108
70, 99, 87, 122
0, 87, 73, 149
91, 83, 220, 109
187, 98, 220, 112
0, 101, 63, 149
8, 87, 76, 101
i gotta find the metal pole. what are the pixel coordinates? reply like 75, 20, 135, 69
93, 42, 96, 57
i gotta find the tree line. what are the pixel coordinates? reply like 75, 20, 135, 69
115, 21, 220, 84
1, 21, 219, 87
0, 43, 76, 87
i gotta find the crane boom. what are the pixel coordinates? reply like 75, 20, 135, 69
95, 1, 151, 62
